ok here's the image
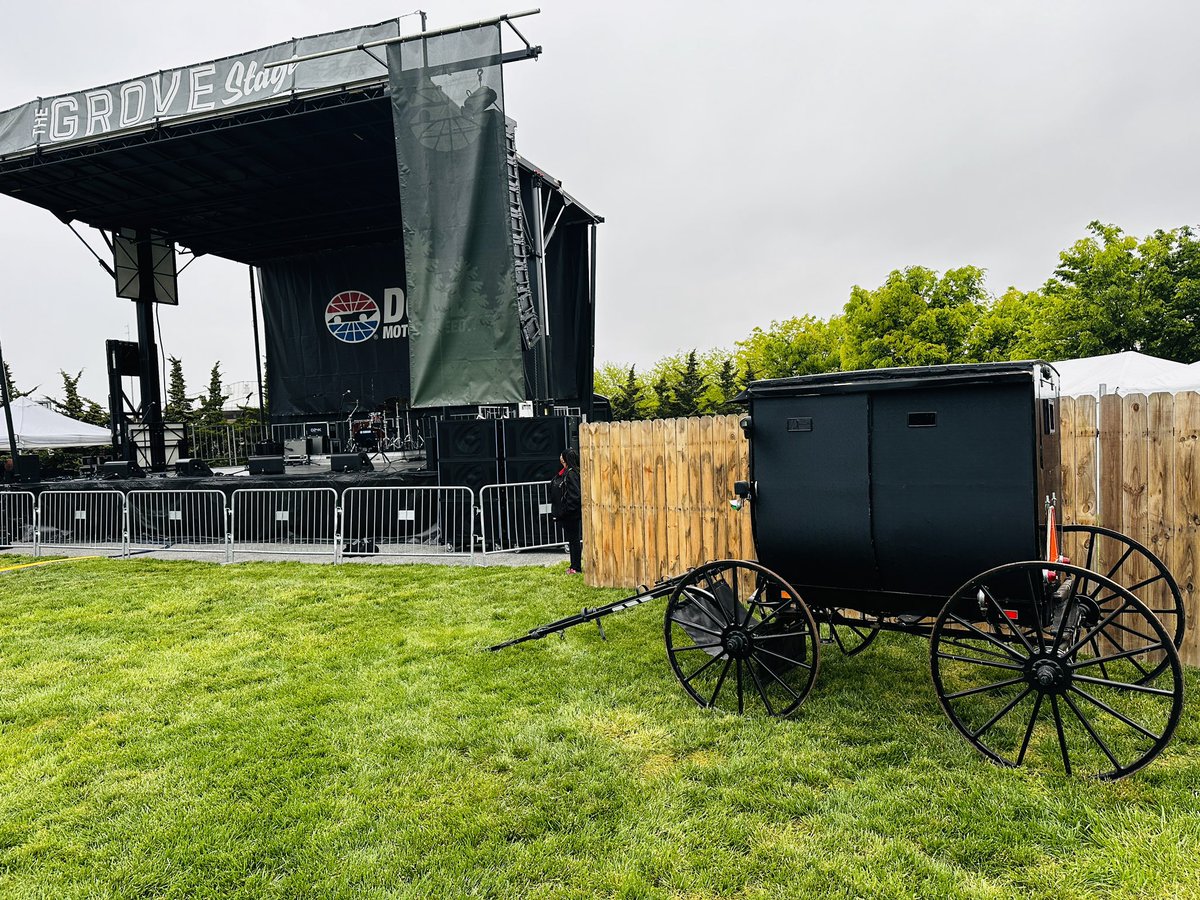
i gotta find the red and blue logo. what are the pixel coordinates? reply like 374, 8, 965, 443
325, 291, 380, 343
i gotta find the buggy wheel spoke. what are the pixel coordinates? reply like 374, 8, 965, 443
1073, 673, 1176, 697
1104, 546, 1136, 581
943, 676, 1026, 701
736, 659, 744, 714
935, 652, 1025, 672
1105, 619, 1160, 647
1071, 642, 1165, 671
747, 662, 775, 717
1050, 694, 1071, 776
1071, 686, 1159, 740
684, 590, 731, 629
753, 644, 813, 671
948, 614, 1028, 661
1096, 628, 1152, 681
1063, 601, 1133, 658
1062, 691, 1122, 770
971, 686, 1033, 740
981, 589, 1036, 655
682, 651, 725, 686
672, 641, 725, 654
830, 624, 849, 654
1027, 568, 1047, 652
1016, 691, 1044, 765
706, 657, 733, 706
1088, 636, 1112, 681
673, 619, 724, 640
936, 636, 1016, 662
757, 658, 802, 701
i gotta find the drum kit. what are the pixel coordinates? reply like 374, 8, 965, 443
347, 398, 424, 459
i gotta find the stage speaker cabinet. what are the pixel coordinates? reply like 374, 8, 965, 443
14, 454, 41, 483
438, 459, 500, 495
255, 440, 283, 457
503, 457, 561, 484
330, 453, 366, 473
502, 417, 569, 459
175, 458, 214, 477
436, 419, 498, 461
248, 456, 285, 476
101, 460, 144, 479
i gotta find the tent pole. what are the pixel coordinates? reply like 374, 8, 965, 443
249, 267, 266, 429
0, 332, 18, 459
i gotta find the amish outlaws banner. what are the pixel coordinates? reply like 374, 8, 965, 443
0, 20, 401, 158
387, 25, 525, 408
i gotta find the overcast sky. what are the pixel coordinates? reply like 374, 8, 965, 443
1, 0, 1198, 403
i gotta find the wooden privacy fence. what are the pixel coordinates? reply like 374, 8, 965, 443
581, 395, 1200, 665
579, 416, 753, 588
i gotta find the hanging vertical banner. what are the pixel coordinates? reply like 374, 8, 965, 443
387, 25, 524, 408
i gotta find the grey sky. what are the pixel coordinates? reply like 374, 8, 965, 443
1, 1, 1198, 404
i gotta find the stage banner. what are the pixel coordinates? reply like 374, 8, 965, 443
259, 241, 410, 417
0, 20, 401, 158
387, 25, 525, 408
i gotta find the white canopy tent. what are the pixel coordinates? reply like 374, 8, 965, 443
1051, 351, 1200, 397
2, 396, 111, 451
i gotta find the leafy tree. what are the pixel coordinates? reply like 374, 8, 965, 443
735, 315, 843, 380
670, 350, 707, 418
196, 363, 229, 429
164, 356, 194, 425
1031, 221, 1200, 362
841, 265, 989, 370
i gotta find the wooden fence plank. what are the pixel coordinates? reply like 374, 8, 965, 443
1059, 395, 1077, 526
1173, 394, 1200, 666
1073, 395, 1099, 528
1147, 393, 1175, 581
1122, 395, 1151, 603
1099, 394, 1124, 532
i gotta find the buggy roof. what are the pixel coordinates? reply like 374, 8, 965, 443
739, 361, 1057, 401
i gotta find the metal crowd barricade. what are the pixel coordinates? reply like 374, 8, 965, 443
36, 490, 127, 557
0, 491, 37, 553
341, 486, 475, 562
231, 487, 339, 560
479, 481, 566, 555
126, 490, 231, 560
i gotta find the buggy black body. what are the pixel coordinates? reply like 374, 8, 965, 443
496, 362, 1187, 779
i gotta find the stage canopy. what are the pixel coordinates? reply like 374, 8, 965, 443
0, 13, 601, 416
2, 397, 111, 450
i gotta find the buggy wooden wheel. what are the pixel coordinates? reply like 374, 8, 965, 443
664, 560, 820, 718
1061, 524, 1185, 681
931, 561, 1184, 780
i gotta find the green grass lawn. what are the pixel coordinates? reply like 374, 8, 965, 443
1, 555, 1198, 899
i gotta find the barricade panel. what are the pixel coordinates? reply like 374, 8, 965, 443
0, 491, 37, 552
37, 490, 126, 556
479, 481, 566, 554
341, 486, 475, 560
127, 490, 229, 556
231, 488, 338, 559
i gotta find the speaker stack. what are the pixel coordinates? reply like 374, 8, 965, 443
502, 417, 569, 484
436, 419, 499, 494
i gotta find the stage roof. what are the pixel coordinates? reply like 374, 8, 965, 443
0, 13, 600, 266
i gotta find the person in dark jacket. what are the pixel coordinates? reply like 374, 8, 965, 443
550, 447, 583, 573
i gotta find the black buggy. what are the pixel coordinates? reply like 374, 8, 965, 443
493, 362, 1186, 779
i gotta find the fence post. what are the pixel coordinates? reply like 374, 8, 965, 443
470, 492, 478, 565
225, 506, 234, 563
33, 500, 41, 558
334, 503, 344, 564
121, 497, 130, 558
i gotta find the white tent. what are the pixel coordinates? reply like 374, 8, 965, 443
1052, 351, 1200, 397
2, 396, 111, 450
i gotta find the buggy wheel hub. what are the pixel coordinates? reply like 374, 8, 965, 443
723, 628, 753, 659
1029, 656, 1070, 693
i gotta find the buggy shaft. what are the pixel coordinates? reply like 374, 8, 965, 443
487, 575, 688, 651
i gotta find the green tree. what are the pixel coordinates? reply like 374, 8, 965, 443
50, 370, 107, 427
1031, 221, 1200, 362
196, 363, 228, 429
668, 350, 707, 418
709, 356, 742, 415
610, 365, 647, 421
841, 265, 989, 370
2, 362, 34, 400
164, 356, 194, 425
735, 315, 843, 380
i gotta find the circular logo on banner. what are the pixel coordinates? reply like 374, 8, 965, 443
325, 291, 380, 343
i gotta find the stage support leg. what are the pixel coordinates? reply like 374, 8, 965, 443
135, 231, 166, 472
